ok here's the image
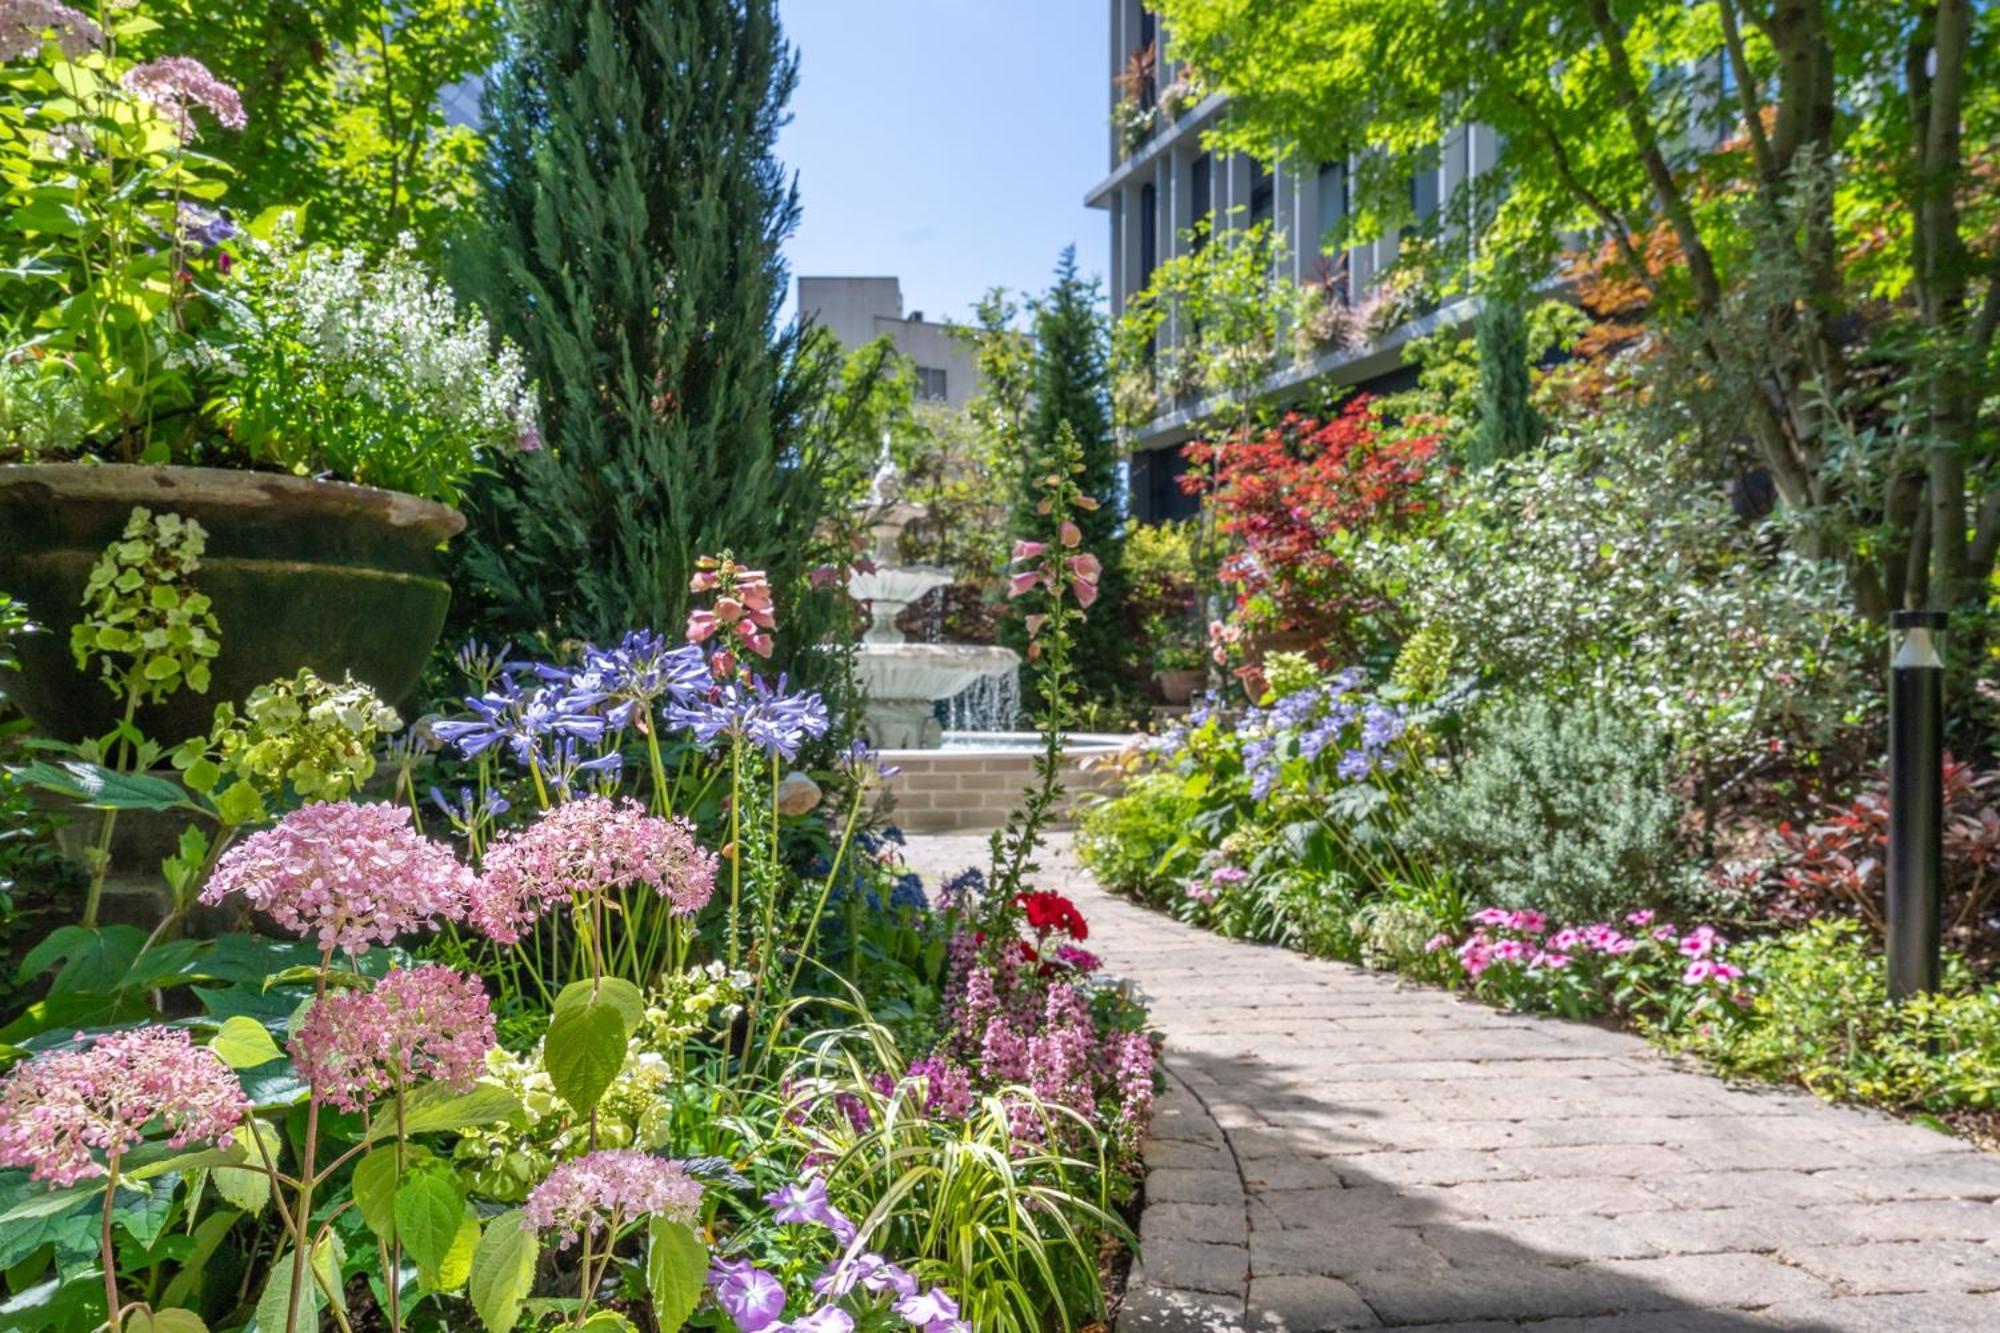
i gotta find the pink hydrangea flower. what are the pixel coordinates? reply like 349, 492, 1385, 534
290, 965, 495, 1113
0, 1027, 248, 1186
471, 796, 717, 943
0, 0, 101, 61
203, 801, 474, 954
524, 1150, 702, 1249
121, 56, 246, 140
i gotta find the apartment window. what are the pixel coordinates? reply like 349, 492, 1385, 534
1410, 161, 1441, 227
1139, 181, 1158, 287
914, 366, 948, 401
1316, 161, 1347, 241
1250, 163, 1275, 230
1191, 153, 1212, 239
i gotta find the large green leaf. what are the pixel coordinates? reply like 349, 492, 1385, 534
468, 1210, 537, 1333
392, 1162, 465, 1274
420, 1210, 480, 1294
350, 1148, 403, 1242
369, 1082, 522, 1142
645, 1219, 708, 1332
253, 1232, 343, 1332
543, 1000, 629, 1117
121, 1310, 208, 1333
211, 1121, 276, 1214
552, 977, 644, 1036
209, 1016, 283, 1070
7, 761, 193, 813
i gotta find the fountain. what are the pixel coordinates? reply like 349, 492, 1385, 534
847, 451, 1021, 748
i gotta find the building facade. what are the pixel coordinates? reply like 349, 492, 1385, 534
797, 276, 981, 410
1090, 1, 1497, 521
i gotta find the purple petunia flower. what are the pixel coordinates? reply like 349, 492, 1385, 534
894, 1288, 961, 1331
711, 1257, 788, 1333
764, 1176, 858, 1245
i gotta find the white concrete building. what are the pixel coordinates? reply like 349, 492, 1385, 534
797, 277, 982, 410
1089, 1, 1496, 521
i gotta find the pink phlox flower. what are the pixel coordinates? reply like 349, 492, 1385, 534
0, 1026, 248, 1187
1678, 926, 1720, 960
121, 56, 245, 140
1651, 924, 1679, 941
1423, 932, 1452, 954
1626, 909, 1656, 926
1547, 928, 1583, 952
1529, 951, 1572, 971
1507, 910, 1547, 934
1050, 943, 1102, 972
202, 801, 472, 954
472, 796, 716, 943
524, 1150, 702, 1249
1470, 907, 1512, 927
290, 964, 495, 1113
1489, 938, 1529, 963
0, 0, 102, 60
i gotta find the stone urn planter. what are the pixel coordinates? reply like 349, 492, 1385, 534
0, 464, 464, 744
1153, 668, 1205, 706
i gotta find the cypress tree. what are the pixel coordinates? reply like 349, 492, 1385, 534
1468, 297, 1542, 467
460, 0, 847, 684
1012, 247, 1130, 702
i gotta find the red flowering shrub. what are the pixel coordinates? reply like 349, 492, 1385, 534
1181, 396, 1438, 656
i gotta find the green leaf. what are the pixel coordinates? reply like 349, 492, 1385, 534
369, 1081, 523, 1142
211, 1121, 277, 1214
210, 1016, 282, 1069
392, 1162, 465, 1274
254, 1231, 344, 1332
577, 1315, 638, 1333
543, 1000, 629, 1117
212, 779, 264, 826
552, 977, 644, 1037
421, 1209, 480, 1293
7, 761, 192, 813
350, 1145, 431, 1242
468, 1209, 537, 1333
645, 1219, 708, 1331
122, 1310, 208, 1333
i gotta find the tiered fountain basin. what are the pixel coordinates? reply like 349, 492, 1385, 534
851, 643, 1022, 749
877, 731, 1132, 833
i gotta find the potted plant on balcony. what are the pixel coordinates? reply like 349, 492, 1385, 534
0, 4, 537, 746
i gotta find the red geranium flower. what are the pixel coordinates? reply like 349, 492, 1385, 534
1015, 890, 1089, 941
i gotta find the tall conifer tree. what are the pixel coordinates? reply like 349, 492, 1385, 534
462, 0, 846, 679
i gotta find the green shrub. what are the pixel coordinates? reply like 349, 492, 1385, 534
1675, 919, 2000, 1114
1075, 771, 1194, 904
1407, 695, 1690, 922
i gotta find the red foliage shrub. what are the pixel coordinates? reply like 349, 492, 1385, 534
1719, 754, 2000, 968
1180, 397, 1438, 657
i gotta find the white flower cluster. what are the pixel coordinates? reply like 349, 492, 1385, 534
269, 230, 537, 452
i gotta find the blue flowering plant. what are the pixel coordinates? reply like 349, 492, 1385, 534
1086, 656, 1466, 934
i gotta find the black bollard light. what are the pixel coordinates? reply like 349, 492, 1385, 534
1887, 609, 1947, 1000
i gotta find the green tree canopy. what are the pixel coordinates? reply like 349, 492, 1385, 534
1154, 0, 1999, 618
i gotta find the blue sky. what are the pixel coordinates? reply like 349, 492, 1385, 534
776, 0, 1111, 327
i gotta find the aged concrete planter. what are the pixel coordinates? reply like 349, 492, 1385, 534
0, 464, 463, 744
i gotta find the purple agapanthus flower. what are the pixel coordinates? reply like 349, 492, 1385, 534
433, 672, 609, 768
584, 630, 709, 709
1250, 763, 1280, 800
673, 674, 831, 762
711, 1257, 788, 1333
838, 737, 901, 782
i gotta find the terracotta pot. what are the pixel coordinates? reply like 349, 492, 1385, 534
0, 464, 463, 744
1153, 668, 1205, 706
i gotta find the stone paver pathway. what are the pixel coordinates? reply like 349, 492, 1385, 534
902, 834, 2000, 1332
